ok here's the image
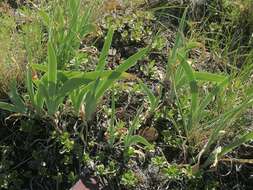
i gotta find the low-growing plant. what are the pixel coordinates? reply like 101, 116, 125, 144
0, 26, 148, 123
105, 97, 153, 158
123, 106, 153, 158
100, 5, 155, 44
151, 156, 167, 168
120, 170, 138, 187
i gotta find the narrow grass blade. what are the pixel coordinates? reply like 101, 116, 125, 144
34, 74, 48, 109
38, 81, 50, 107
196, 78, 229, 123
9, 82, 26, 113
125, 135, 152, 148
219, 132, 253, 157
32, 68, 136, 81
31, 64, 47, 72
202, 98, 253, 156
108, 88, 116, 147
178, 53, 198, 130
139, 81, 157, 112
69, 0, 79, 15
70, 82, 94, 113
64, 71, 137, 80
47, 41, 57, 97
79, 2, 95, 36
195, 72, 228, 83
96, 27, 114, 71
96, 48, 148, 99
178, 53, 195, 81
73, 88, 87, 112
114, 48, 148, 73
166, 7, 188, 75
85, 79, 100, 120
26, 65, 35, 105
128, 106, 144, 136
0, 102, 17, 112
175, 65, 187, 88
204, 131, 253, 168
57, 77, 93, 97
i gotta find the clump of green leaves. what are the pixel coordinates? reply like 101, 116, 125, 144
151, 156, 195, 181
121, 170, 138, 187
105, 96, 153, 159
52, 131, 74, 153
0, 27, 148, 123
163, 8, 253, 169
123, 106, 153, 159
101, 9, 155, 43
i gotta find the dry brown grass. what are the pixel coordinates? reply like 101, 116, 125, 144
0, 3, 26, 98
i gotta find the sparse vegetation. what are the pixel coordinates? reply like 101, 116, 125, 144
0, 0, 252, 189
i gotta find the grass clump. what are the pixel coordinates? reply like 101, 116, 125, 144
0, 1, 252, 189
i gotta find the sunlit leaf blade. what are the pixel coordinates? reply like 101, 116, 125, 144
96, 48, 148, 99
31, 64, 47, 72
175, 65, 187, 88
47, 99, 58, 116
178, 7, 188, 35
74, 88, 88, 112
69, 0, 78, 15
178, 53, 198, 130
126, 135, 152, 148
34, 74, 48, 109
47, 41, 57, 97
195, 72, 228, 83
70, 82, 94, 113
35, 91, 44, 110
62, 71, 129, 80
31, 66, 137, 81
116, 48, 148, 73
178, 53, 195, 81
167, 7, 188, 75
57, 77, 92, 97
128, 106, 144, 136
96, 27, 114, 71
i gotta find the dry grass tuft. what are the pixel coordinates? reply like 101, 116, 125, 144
0, 3, 26, 98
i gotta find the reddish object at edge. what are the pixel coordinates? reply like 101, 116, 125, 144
70, 179, 98, 190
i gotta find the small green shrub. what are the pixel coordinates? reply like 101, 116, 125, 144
100, 7, 156, 44
121, 170, 138, 187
